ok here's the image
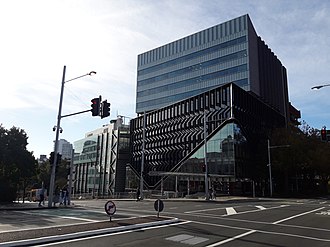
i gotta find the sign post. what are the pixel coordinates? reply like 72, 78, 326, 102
154, 199, 164, 218
105, 200, 116, 222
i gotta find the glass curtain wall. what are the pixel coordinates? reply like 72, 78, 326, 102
174, 122, 247, 193
73, 137, 98, 195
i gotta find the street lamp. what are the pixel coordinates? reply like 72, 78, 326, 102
140, 111, 146, 200
267, 139, 290, 197
311, 83, 330, 90
48, 66, 96, 207
204, 110, 209, 200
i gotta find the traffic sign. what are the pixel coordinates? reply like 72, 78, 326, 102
154, 199, 164, 217
104, 200, 116, 216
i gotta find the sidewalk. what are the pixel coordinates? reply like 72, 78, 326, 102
0, 201, 56, 211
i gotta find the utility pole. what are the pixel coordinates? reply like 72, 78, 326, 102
48, 66, 66, 208
267, 139, 290, 197
267, 139, 272, 197
140, 111, 146, 200
48, 66, 96, 207
204, 110, 209, 200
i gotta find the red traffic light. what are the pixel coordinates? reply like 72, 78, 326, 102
321, 129, 327, 141
91, 97, 100, 116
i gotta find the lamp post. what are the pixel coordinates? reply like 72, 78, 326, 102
204, 110, 209, 200
48, 66, 96, 207
267, 139, 290, 197
311, 83, 330, 90
140, 111, 146, 200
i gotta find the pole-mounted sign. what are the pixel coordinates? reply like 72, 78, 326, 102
105, 200, 116, 221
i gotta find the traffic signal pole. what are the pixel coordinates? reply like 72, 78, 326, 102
48, 65, 66, 208
61, 109, 91, 118
48, 66, 96, 208
140, 111, 146, 200
204, 110, 209, 200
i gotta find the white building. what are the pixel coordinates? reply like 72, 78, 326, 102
56, 139, 73, 159
73, 116, 130, 197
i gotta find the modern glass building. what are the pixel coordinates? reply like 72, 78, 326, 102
136, 14, 289, 121
72, 117, 130, 197
131, 14, 296, 196
130, 83, 285, 195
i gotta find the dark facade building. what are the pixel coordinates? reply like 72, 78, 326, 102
136, 14, 289, 121
130, 83, 285, 195
130, 14, 297, 196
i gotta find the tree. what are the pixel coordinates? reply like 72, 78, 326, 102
270, 121, 330, 197
0, 125, 37, 202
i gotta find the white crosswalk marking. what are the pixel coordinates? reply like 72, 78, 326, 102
166, 234, 209, 245
226, 207, 237, 215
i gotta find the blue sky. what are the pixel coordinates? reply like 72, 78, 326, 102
1, 0, 329, 158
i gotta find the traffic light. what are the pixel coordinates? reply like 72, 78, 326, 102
321, 128, 327, 141
49, 152, 55, 164
49, 152, 62, 164
56, 153, 62, 164
91, 97, 100, 116
101, 100, 111, 119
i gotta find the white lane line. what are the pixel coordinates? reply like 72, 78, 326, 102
193, 220, 330, 244
225, 207, 237, 215
53, 216, 99, 222
20, 211, 100, 222
186, 204, 288, 216
256, 228, 330, 242
186, 210, 330, 234
273, 207, 325, 224
221, 205, 289, 217
206, 230, 256, 246
255, 205, 266, 210
185, 206, 230, 213
37, 220, 191, 246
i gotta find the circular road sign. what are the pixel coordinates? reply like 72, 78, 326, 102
154, 199, 164, 212
105, 200, 116, 216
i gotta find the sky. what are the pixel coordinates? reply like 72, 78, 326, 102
1, 0, 329, 158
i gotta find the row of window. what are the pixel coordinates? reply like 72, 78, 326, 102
138, 36, 247, 76
138, 16, 248, 67
137, 63, 247, 100
136, 65, 248, 111
138, 50, 247, 88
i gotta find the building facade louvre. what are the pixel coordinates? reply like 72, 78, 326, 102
130, 83, 285, 194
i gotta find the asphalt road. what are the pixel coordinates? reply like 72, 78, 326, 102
1, 197, 329, 246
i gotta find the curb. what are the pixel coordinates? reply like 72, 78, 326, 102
0, 217, 180, 247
